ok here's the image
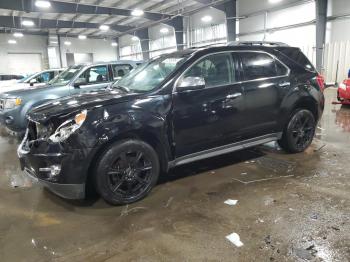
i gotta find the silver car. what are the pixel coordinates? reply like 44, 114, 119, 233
0, 60, 141, 134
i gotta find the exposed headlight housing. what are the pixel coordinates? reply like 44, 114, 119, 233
49, 110, 87, 143
3, 97, 22, 109
339, 82, 347, 90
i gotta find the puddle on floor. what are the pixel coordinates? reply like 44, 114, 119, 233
231, 155, 296, 184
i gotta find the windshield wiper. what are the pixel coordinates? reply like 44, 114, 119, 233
113, 85, 130, 93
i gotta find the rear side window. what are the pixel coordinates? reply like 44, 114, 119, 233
184, 53, 236, 88
241, 52, 287, 81
276, 47, 315, 72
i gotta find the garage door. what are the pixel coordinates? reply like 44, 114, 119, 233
7, 53, 43, 75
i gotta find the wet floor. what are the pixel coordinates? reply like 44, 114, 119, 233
0, 88, 349, 261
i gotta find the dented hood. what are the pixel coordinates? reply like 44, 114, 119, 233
27, 89, 137, 123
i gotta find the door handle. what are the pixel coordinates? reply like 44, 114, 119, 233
226, 92, 242, 99
278, 81, 290, 87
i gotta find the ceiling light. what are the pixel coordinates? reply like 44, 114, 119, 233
201, 15, 212, 23
160, 27, 169, 34
111, 42, 118, 47
131, 9, 144, 16
35, 0, 51, 8
99, 24, 109, 31
8, 39, 17, 44
131, 36, 139, 41
269, 0, 283, 3
78, 35, 87, 40
22, 20, 35, 27
64, 41, 71, 46
13, 32, 23, 38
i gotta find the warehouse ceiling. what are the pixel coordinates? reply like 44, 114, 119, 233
0, 0, 220, 38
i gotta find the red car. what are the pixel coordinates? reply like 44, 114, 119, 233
337, 79, 350, 105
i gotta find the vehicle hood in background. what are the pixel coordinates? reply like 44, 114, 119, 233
0, 83, 54, 97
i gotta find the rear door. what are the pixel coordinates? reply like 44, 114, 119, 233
238, 51, 290, 138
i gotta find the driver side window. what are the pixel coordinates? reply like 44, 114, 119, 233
184, 53, 234, 88
78, 65, 108, 84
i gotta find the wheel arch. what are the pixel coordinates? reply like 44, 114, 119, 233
85, 128, 170, 195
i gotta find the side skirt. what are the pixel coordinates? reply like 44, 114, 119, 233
168, 133, 282, 168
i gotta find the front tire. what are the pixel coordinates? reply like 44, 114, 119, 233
94, 140, 160, 205
278, 109, 316, 153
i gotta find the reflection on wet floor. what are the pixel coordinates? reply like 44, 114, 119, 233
0, 88, 349, 261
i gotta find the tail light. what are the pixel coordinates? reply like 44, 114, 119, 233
316, 74, 325, 92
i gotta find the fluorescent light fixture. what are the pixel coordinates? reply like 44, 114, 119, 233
131, 36, 139, 41
160, 27, 169, 34
131, 9, 144, 16
78, 35, 87, 40
50, 41, 58, 44
201, 15, 212, 23
111, 42, 118, 47
35, 0, 51, 8
13, 32, 23, 38
8, 39, 17, 44
269, 0, 283, 3
64, 41, 71, 46
22, 20, 35, 27
99, 24, 110, 31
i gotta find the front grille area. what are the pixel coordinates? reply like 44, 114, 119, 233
0, 99, 4, 111
27, 121, 38, 141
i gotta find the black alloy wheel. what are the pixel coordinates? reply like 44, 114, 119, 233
94, 140, 160, 205
278, 109, 316, 153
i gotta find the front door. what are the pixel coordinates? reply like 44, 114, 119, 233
70, 65, 110, 94
172, 52, 244, 157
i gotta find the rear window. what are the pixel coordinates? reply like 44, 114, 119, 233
276, 47, 315, 72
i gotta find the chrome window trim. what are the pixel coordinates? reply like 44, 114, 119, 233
173, 50, 290, 94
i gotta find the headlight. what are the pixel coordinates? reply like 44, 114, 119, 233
339, 83, 347, 90
49, 110, 87, 143
3, 97, 22, 109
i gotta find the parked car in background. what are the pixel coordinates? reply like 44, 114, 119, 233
17, 42, 324, 205
337, 78, 350, 105
0, 74, 24, 88
0, 60, 140, 134
0, 69, 64, 93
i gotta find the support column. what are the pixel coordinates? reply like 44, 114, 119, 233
135, 29, 150, 60
165, 16, 184, 51
217, 0, 237, 43
316, 0, 328, 72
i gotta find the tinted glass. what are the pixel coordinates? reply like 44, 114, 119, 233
78, 65, 108, 84
241, 52, 277, 81
275, 60, 288, 76
112, 64, 133, 80
278, 47, 315, 72
184, 53, 234, 88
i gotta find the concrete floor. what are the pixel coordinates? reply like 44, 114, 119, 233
0, 88, 349, 261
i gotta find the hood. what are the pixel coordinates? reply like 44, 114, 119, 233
0, 83, 30, 93
27, 89, 137, 123
0, 83, 55, 97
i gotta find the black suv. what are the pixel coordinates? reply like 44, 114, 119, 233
18, 42, 325, 205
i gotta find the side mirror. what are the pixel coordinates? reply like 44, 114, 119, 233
176, 76, 206, 92
29, 78, 37, 86
73, 78, 87, 88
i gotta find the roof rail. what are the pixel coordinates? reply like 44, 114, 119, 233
228, 41, 289, 47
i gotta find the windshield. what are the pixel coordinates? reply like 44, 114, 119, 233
113, 54, 189, 92
18, 74, 35, 83
48, 65, 82, 86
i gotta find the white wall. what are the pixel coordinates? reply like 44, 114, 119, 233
327, 0, 350, 42
239, 1, 316, 48
0, 33, 48, 74
59, 37, 118, 67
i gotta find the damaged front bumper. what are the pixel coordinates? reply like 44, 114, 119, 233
17, 129, 87, 200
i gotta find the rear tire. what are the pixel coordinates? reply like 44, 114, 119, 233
278, 109, 316, 153
94, 139, 160, 205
